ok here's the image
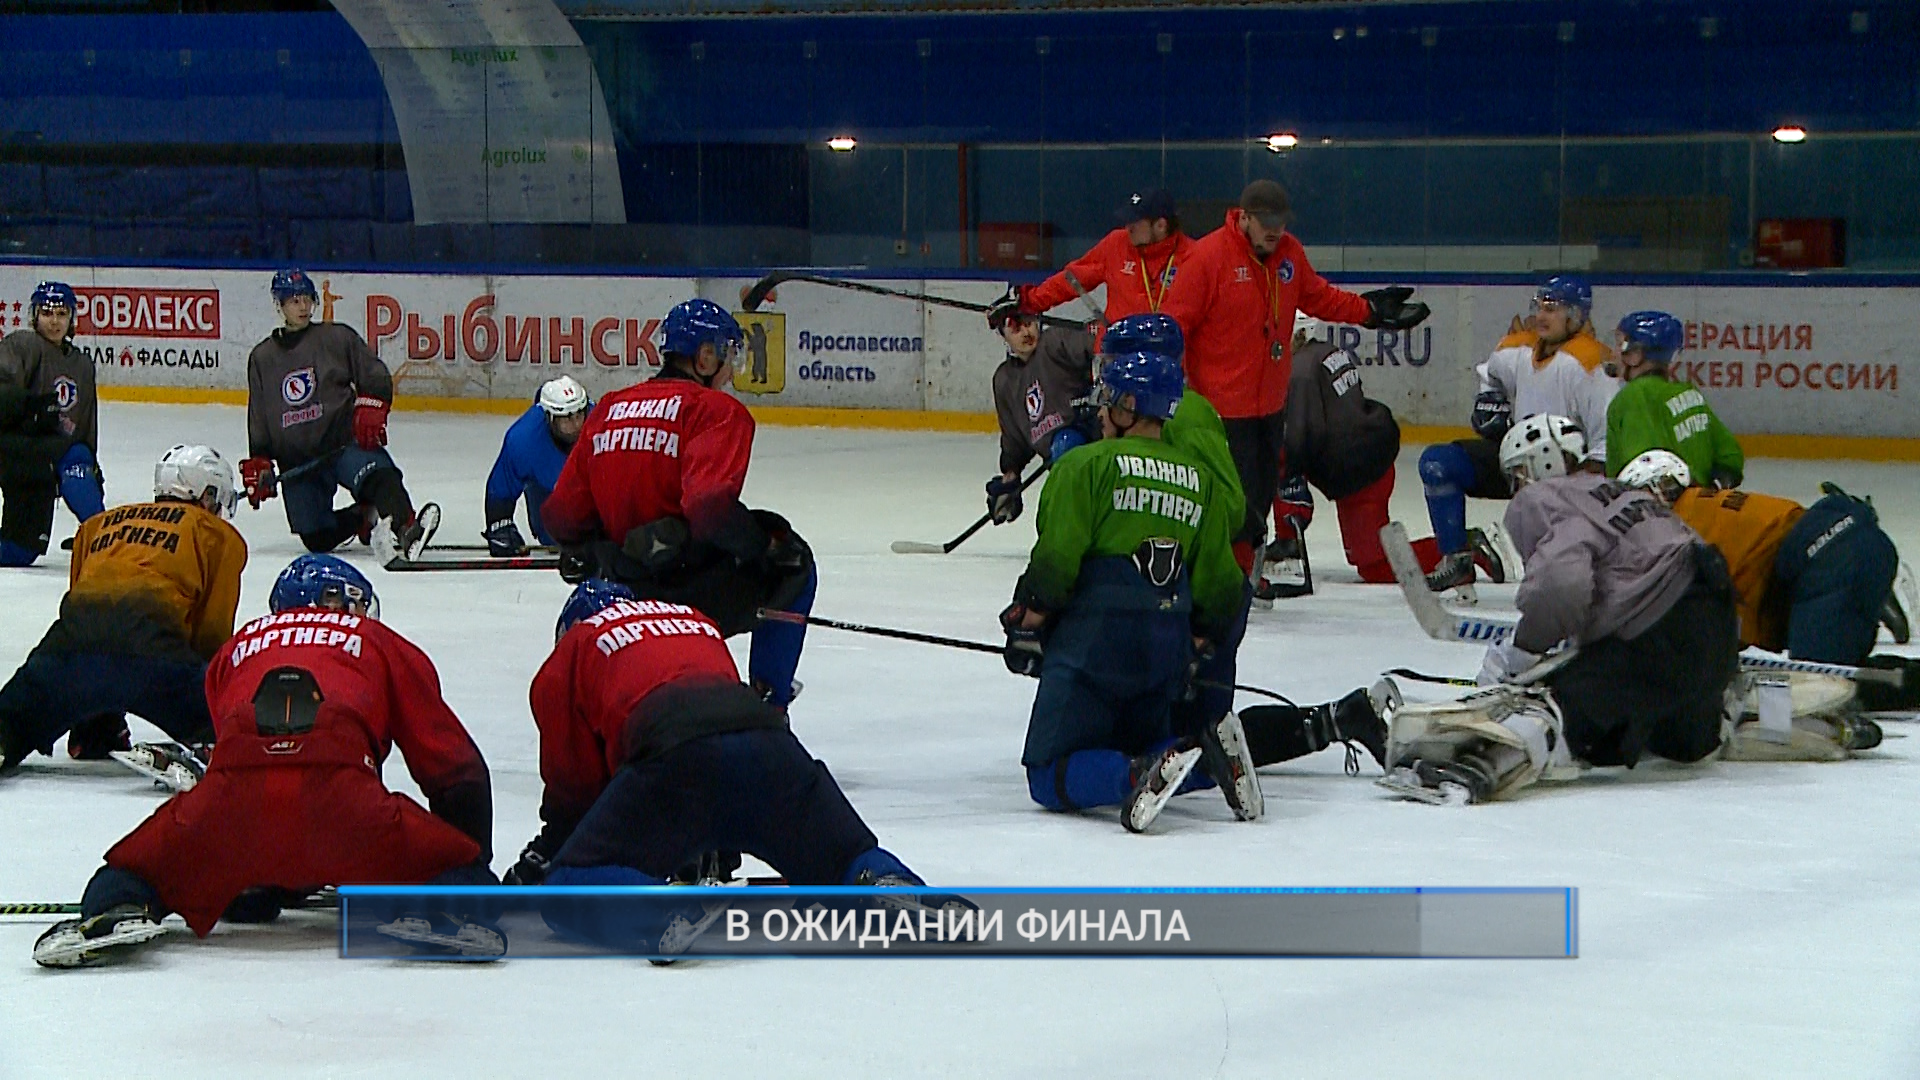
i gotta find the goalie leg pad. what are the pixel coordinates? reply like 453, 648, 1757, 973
1386, 686, 1574, 800
1722, 672, 1874, 762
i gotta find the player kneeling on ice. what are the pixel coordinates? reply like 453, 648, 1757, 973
34, 556, 501, 968
1381, 415, 1740, 804
983, 292, 1097, 523
239, 269, 440, 562
0, 446, 245, 778
0, 281, 103, 565
543, 299, 813, 709
1002, 344, 1256, 833
482, 375, 591, 556
505, 581, 936, 954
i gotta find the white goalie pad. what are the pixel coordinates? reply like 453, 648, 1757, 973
1722, 672, 1865, 762
1385, 685, 1577, 800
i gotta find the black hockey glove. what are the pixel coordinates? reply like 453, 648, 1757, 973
1708, 467, 1742, 491
985, 286, 1024, 332
999, 602, 1045, 678
1183, 637, 1217, 701
557, 544, 596, 585
1469, 390, 1513, 441
483, 518, 528, 558
1359, 286, 1431, 331
22, 392, 62, 437
503, 845, 552, 887
986, 475, 1024, 525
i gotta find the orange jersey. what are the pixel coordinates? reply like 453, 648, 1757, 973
68, 500, 248, 659
1671, 487, 1803, 649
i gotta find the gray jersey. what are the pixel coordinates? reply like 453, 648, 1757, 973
0, 329, 97, 451
991, 326, 1095, 476
246, 322, 393, 468
1505, 471, 1696, 652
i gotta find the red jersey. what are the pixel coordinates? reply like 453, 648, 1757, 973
542, 372, 755, 549
530, 600, 742, 832
105, 608, 489, 935
1020, 230, 1196, 326
1159, 209, 1371, 419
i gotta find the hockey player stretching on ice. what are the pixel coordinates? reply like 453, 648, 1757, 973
543, 299, 813, 708
1605, 311, 1743, 485
0, 445, 245, 774
1002, 344, 1259, 832
240, 269, 440, 562
1417, 276, 1618, 596
482, 375, 591, 556
503, 581, 934, 951
34, 556, 500, 968
0, 281, 103, 564
1381, 416, 1739, 804
983, 294, 1095, 524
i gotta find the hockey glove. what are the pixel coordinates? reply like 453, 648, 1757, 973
352, 395, 390, 450
503, 845, 552, 887
557, 544, 596, 585
1709, 467, 1742, 491
21, 392, 63, 437
1274, 470, 1314, 534
986, 474, 1024, 525
484, 518, 528, 558
999, 602, 1045, 678
1359, 286, 1431, 331
986, 287, 1025, 332
1469, 390, 1513, 441
1477, 641, 1541, 686
239, 456, 277, 508
1183, 637, 1216, 701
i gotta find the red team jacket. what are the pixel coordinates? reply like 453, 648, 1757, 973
1159, 209, 1372, 419
529, 600, 743, 838
106, 608, 490, 935
542, 374, 756, 549
1020, 230, 1196, 326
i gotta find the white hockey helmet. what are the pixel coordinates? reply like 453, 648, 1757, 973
538, 375, 591, 418
1618, 449, 1692, 503
154, 444, 237, 518
1498, 414, 1587, 486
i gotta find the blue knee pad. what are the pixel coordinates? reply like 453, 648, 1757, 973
749, 563, 817, 707
1027, 751, 1132, 811
842, 847, 922, 886
57, 444, 104, 523
1418, 443, 1475, 553
0, 539, 38, 567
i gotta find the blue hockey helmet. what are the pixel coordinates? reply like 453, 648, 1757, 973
29, 280, 77, 320
1616, 310, 1685, 367
271, 268, 319, 304
662, 299, 744, 362
1533, 274, 1592, 317
269, 554, 379, 619
1100, 313, 1184, 362
556, 578, 636, 643
1094, 351, 1184, 421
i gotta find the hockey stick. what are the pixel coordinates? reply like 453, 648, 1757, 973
891, 461, 1051, 555
383, 554, 560, 573
1, 889, 340, 919
429, 543, 559, 555
0, 903, 80, 916
755, 609, 1293, 703
246, 447, 344, 511
1062, 270, 1108, 331
741, 272, 1083, 330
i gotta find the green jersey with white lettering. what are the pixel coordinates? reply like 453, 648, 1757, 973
1605, 375, 1744, 485
1161, 389, 1243, 538
1021, 432, 1243, 633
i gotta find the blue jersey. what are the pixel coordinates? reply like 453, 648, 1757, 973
485, 404, 572, 542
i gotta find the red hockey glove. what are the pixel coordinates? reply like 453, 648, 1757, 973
352, 396, 390, 450
239, 456, 276, 508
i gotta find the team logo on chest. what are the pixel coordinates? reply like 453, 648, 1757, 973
1278, 259, 1295, 284
281, 368, 316, 405
1120, 260, 1137, 275
1025, 383, 1045, 422
1232, 267, 1252, 283
52, 375, 77, 409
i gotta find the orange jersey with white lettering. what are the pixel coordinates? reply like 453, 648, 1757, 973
1672, 487, 1804, 649
67, 500, 247, 659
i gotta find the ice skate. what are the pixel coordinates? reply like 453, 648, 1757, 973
110, 742, 207, 793
66, 713, 131, 761
1257, 525, 1313, 600
1374, 757, 1492, 805
1327, 682, 1395, 773
1121, 744, 1202, 833
1424, 550, 1479, 604
649, 898, 732, 965
1466, 526, 1509, 584
374, 503, 442, 566
1196, 710, 1263, 821
374, 912, 506, 959
33, 905, 169, 969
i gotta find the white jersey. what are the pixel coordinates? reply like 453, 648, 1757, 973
1476, 327, 1619, 461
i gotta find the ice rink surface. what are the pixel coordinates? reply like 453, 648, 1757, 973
3, 402, 1917, 1079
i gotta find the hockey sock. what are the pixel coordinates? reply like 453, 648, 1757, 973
1418, 444, 1476, 553
57, 452, 104, 522
300, 509, 364, 553
79, 866, 164, 921
748, 564, 817, 708
1238, 703, 1323, 767
0, 538, 37, 566
358, 468, 415, 526
1028, 752, 1132, 811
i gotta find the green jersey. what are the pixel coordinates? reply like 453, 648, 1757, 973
1161, 389, 1244, 536
1605, 375, 1744, 484
1022, 432, 1243, 633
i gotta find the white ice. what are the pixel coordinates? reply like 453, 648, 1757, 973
2, 402, 1917, 1078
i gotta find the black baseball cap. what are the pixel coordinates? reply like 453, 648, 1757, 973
1239, 180, 1292, 229
1116, 188, 1178, 225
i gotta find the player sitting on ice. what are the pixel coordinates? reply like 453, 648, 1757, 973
1416, 276, 1618, 599
1604, 311, 1744, 485
983, 292, 1097, 524
1380, 415, 1739, 804
0, 281, 103, 565
505, 580, 939, 953
543, 298, 814, 709
34, 555, 501, 967
1002, 342, 1257, 833
482, 375, 591, 557
0, 446, 246, 779
239, 268, 440, 563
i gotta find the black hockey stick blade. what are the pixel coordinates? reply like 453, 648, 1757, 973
745, 273, 1084, 330
384, 555, 561, 572
741, 270, 809, 312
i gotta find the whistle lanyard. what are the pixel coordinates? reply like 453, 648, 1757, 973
1261, 260, 1285, 358
1137, 253, 1175, 313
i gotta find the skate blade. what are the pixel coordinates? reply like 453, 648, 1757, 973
406, 504, 443, 562
1210, 714, 1264, 822
374, 919, 505, 959
34, 921, 169, 968
1123, 748, 1201, 833
1374, 770, 1472, 806
109, 748, 198, 793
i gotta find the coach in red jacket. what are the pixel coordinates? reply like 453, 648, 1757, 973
1160, 180, 1429, 563
1019, 188, 1195, 326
